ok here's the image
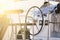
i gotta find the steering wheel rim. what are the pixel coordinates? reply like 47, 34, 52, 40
25, 6, 44, 36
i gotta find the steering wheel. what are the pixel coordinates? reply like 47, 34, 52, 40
25, 6, 44, 36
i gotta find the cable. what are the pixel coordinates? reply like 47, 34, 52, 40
25, 6, 44, 36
